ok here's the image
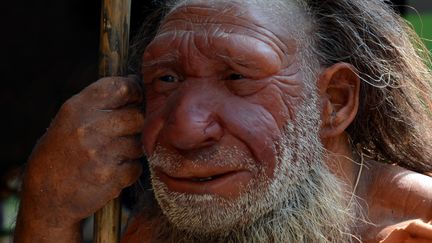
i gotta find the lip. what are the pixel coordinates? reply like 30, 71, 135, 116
155, 169, 253, 199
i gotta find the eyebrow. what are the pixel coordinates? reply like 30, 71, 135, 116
142, 48, 262, 71
142, 51, 181, 68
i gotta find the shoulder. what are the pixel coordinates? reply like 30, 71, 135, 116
358, 161, 432, 242
363, 161, 432, 220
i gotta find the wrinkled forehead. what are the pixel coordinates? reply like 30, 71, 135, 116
155, 0, 308, 54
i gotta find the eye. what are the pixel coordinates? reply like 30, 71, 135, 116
158, 75, 178, 83
227, 73, 245, 80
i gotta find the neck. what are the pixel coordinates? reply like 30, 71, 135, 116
322, 132, 360, 191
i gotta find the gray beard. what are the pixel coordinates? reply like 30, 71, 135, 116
146, 100, 361, 243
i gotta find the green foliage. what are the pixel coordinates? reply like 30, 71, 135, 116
406, 13, 432, 52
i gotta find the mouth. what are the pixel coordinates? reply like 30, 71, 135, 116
155, 169, 252, 199
181, 171, 237, 182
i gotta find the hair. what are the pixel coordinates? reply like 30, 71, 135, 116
297, 0, 432, 173
129, 0, 432, 173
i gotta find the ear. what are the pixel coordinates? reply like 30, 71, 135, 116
317, 63, 360, 139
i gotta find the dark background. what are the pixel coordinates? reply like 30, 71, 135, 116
0, 0, 157, 176
0, 0, 407, 193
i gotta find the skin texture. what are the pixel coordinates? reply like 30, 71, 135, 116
14, 77, 144, 242
140, 3, 301, 201
15, 1, 432, 243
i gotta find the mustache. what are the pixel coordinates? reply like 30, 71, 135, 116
148, 144, 259, 174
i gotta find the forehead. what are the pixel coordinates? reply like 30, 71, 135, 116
147, 1, 305, 56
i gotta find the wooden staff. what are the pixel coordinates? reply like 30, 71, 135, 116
94, 0, 131, 242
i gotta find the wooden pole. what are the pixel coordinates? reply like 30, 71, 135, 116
94, 0, 131, 242
98, 0, 131, 77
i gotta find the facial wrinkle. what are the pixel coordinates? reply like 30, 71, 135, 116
160, 12, 291, 60
141, 51, 181, 70
148, 99, 360, 242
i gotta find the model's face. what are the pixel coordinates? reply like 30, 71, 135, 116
140, 1, 325, 234
141, 2, 305, 197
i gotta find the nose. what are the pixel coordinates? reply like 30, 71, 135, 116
161, 89, 224, 151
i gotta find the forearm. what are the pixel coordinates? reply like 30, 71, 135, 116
14, 222, 82, 243
14, 199, 83, 243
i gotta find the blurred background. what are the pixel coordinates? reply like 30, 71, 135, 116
0, 0, 430, 242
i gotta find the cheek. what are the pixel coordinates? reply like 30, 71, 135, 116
145, 88, 167, 115
245, 78, 305, 129
232, 79, 305, 177
141, 88, 174, 156
219, 97, 282, 177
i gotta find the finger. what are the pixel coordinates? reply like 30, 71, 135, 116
117, 159, 143, 187
379, 228, 410, 243
90, 107, 145, 137
87, 135, 143, 186
406, 238, 432, 243
110, 135, 144, 186
107, 135, 144, 162
93, 160, 142, 201
404, 220, 432, 239
82, 76, 143, 109
104, 141, 143, 188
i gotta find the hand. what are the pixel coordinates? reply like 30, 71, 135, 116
380, 219, 432, 243
16, 76, 144, 234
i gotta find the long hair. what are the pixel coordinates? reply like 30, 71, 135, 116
130, 0, 432, 173
298, 0, 432, 173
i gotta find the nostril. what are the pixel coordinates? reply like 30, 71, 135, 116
204, 121, 224, 140
201, 138, 218, 147
166, 120, 223, 151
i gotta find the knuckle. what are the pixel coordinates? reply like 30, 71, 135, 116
93, 166, 114, 184
76, 126, 87, 138
74, 120, 100, 142
115, 81, 131, 97
96, 77, 134, 101
75, 123, 91, 139
86, 148, 98, 160
119, 162, 142, 187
